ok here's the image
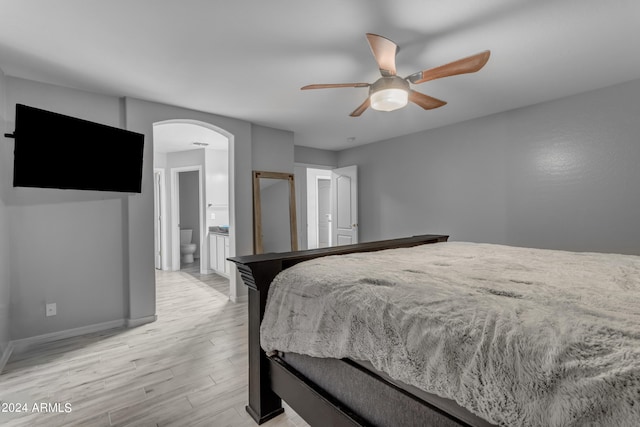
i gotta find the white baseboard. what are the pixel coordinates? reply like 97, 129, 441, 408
126, 315, 157, 328
0, 341, 14, 374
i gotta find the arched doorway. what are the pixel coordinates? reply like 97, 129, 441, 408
152, 119, 236, 298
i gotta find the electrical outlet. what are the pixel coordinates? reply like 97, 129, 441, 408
46, 303, 57, 317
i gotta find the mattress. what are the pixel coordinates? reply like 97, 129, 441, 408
261, 242, 640, 426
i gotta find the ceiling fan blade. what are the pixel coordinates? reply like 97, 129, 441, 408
349, 98, 371, 117
409, 50, 491, 84
409, 90, 447, 110
366, 33, 397, 77
301, 83, 370, 90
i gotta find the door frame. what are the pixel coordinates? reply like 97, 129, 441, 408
153, 168, 167, 270
302, 165, 358, 249
304, 166, 333, 250
170, 165, 204, 272
315, 176, 332, 248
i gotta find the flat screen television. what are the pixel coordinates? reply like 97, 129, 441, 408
12, 104, 145, 193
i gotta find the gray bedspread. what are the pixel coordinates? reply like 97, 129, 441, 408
260, 242, 640, 426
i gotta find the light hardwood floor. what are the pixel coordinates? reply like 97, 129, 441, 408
0, 263, 309, 427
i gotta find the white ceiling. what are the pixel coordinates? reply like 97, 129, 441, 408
1, 0, 639, 151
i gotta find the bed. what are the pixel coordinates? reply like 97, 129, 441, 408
228, 235, 640, 426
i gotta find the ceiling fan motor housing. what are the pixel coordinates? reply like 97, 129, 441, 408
369, 76, 410, 111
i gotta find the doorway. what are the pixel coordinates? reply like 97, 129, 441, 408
306, 168, 330, 250
305, 165, 358, 249
152, 119, 237, 299
178, 170, 201, 269
171, 167, 203, 271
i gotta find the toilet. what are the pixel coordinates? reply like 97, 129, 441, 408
180, 229, 197, 264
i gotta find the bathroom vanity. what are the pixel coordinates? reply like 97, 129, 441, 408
209, 227, 230, 277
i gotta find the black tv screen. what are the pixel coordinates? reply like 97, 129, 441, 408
12, 104, 145, 193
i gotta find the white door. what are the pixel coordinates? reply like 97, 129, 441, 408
331, 165, 358, 246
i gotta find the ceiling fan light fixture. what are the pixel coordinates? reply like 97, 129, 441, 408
369, 76, 410, 112
370, 88, 408, 112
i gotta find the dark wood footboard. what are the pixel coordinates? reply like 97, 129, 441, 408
228, 234, 448, 425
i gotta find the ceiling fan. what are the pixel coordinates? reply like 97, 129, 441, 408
301, 33, 490, 117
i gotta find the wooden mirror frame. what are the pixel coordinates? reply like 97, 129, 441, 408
252, 170, 298, 254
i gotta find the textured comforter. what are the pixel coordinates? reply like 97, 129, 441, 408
260, 242, 640, 426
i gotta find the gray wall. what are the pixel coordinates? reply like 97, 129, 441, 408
338, 79, 640, 255
294, 145, 338, 167
0, 68, 10, 355
6, 77, 131, 339
252, 124, 294, 173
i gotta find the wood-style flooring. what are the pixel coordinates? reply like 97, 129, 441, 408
0, 262, 309, 427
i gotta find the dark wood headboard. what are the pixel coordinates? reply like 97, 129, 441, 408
228, 234, 449, 424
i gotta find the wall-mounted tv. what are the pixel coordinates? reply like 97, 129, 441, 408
11, 104, 145, 193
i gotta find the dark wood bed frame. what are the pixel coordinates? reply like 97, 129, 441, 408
229, 234, 459, 426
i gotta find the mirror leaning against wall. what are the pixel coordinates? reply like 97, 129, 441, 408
252, 171, 298, 254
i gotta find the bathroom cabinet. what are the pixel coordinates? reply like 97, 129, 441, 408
209, 233, 230, 277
